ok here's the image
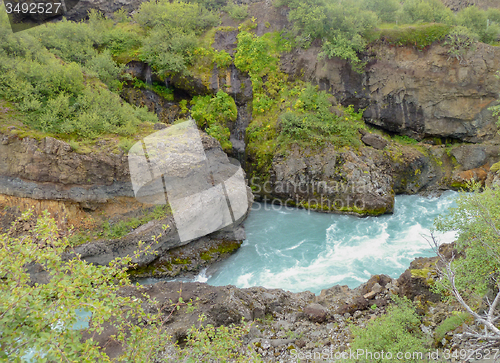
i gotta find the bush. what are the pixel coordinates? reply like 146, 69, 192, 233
101, 26, 142, 57
191, 90, 237, 127
349, 296, 429, 362
283, 0, 377, 69
0, 211, 169, 361
85, 51, 125, 91
377, 23, 452, 49
362, 0, 400, 23
140, 27, 198, 75
434, 312, 471, 343
16, 77, 156, 139
444, 26, 478, 63
456, 5, 500, 43
33, 19, 100, 65
134, 0, 218, 34
278, 84, 363, 148
223, 3, 248, 20
399, 0, 454, 25
0, 29, 156, 140
190, 90, 236, 151
434, 186, 500, 298
1, 210, 261, 361
181, 314, 262, 362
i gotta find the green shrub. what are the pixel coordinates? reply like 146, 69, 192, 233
444, 26, 478, 63
101, 26, 142, 57
33, 19, 100, 65
181, 314, 262, 362
349, 296, 429, 362
190, 90, 236, 151
278, 84, 363, 148
362, 0, 400, 23
223, 3, 248, 20
434, 186, 500, 298
0, 210, 170, 361
377, 23, 452, 49
206, 124, 232, 152
399, 0, 454, 25
112, 8, 130, 23
140, 27, 198, 75
246, 82, 364, 178
279, 0, 377, 69
434, 312, 471, 343
134, 0, 218, 34
85, 51, 125, 91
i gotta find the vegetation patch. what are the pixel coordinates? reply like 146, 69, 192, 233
350, 296, 429, 362
372, 23, 452, 49
200, 240, 242, 261
67, 205, 171, 246
132, 78, 175, 101
434, 312, 472, 344
190, 90, 236, 152
246, 82, 364, 179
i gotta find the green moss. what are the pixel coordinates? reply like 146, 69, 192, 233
411, 268, 431, 278
451, 181, 469, 190
200, 240, 242, 261
491, 161, 500, 174
392, 134, 419, 145
295, 200, 387, 216
172, 257, 191, 265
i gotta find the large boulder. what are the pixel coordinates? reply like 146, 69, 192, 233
261, 144, 395, 216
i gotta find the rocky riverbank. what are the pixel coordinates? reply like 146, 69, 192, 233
87, 243, 474, 362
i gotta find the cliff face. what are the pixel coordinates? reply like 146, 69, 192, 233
282, 43, 500, 142
0, 130, 253, 269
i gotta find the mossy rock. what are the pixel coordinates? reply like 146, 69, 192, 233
491, 161, 500, 174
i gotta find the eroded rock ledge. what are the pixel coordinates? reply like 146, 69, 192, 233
0, 130, 253, 271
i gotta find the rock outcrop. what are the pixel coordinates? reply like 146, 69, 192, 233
259, 144, 395, 215
0, 129, 253, 269
282, 43, 500, 142
440, 0, 500, 11
65, 0, 148, 21
252, 137, 499, 215
90, 268, 434, 360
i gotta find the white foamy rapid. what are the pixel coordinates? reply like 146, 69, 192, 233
204, 192, 458, 294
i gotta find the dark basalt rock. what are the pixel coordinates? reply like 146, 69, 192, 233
361, 133, 389, 150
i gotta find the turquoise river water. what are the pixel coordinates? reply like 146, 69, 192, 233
143, 191, 458, 294
204, 192, 458, 293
